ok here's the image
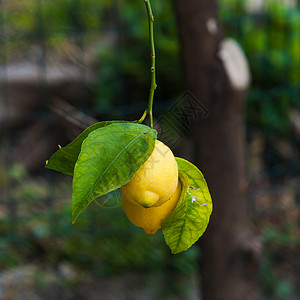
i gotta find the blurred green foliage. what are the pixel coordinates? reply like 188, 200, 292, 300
2, 0, 181, 115
1, 0, 299, 134
220, 0, 300, 138
93, 1, 181, 112
3, 0, 109, 34
259, 224, 300, 300
3, 0, 298, 137
218, 1, 300, 296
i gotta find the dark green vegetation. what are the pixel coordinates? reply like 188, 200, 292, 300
220, 0, 300, 139
2, 0, 299, 135
1, 0, 181, 115
1, 0, 300, 298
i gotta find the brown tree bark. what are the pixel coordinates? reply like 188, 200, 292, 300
173, 1, 260, 299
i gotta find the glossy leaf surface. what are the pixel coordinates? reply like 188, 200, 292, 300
72, 123, 157, 223
46, 121, 128, 176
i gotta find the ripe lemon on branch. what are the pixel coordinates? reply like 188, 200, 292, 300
121, 140, 178, 208
45, 0, 213, 254
46, 122, 212, 253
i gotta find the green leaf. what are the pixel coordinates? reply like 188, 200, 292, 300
175, 157, 211, 190
45, 120, 128, 176
162, 158, 213, 254
72, 123, 157, 223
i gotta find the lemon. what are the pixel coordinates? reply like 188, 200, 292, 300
122, 181, 181, 234
121, 140, 178, 208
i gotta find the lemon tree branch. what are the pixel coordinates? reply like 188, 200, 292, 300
144, 0, 157, 129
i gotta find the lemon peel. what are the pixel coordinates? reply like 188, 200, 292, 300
121, 140, 178, 208
122, 181, 182, 234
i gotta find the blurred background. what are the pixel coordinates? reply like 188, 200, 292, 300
0, 0, 299, 299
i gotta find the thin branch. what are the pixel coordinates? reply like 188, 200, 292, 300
144, 0, 157, 129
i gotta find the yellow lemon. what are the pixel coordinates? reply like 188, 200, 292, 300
121, 140, 178, 208
122, 181, 181, 234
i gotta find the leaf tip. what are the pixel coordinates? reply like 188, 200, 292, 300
72, 207, 81, 224
72, 215, 77, 224
72, 211, 78, 224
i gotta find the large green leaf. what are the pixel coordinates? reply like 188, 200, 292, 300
72, 123, 157, 223
162, 158, 213, 254
45, 120, 128, 176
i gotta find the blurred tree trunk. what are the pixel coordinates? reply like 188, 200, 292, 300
173, 1, 260, 300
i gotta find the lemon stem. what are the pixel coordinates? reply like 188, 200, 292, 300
144, 0, 156, 129
137, 109, 147, 124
